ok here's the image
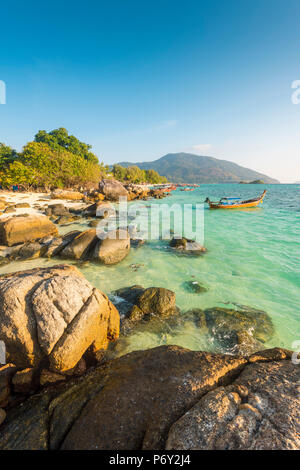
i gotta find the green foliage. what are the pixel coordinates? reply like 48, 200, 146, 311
0, 128, 168, 190
0, 161, 36, 188
1, 141, 105, 189
34, 127, 99, 164
0, 143, 18, 168
112, 164, 167, 184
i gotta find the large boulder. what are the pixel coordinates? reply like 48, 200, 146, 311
60, 229, 97, 260
166, 352, 299, 450
50, 190, 83, 201
0, 265, 120, 372
0, 347, 297, 450
0, 215, 58, 246
98, 179, 128, 201
92, 229, 130, 265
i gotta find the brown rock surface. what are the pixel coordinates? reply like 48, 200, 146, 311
12, 368, 37, 394
0, 409, 6, 426
98, 179, 128, 201
0, 265, 120, 372
92, 229, 130, 265
0, 215, 58, 246
166, 356, 300, 450
60, 229, 97, 260
0, 346, 298, 450
50, 190, 83, 200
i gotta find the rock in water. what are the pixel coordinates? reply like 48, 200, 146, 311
98, 179, 128, 201
0, 265, 120, 372
0, 215, 58, 246
204, 307, 274, 354
60, 229, 97, 260
170, 237, 207, 254
93, 229, 130, 264
113, 285, 177, 329
0, 346, 297, 450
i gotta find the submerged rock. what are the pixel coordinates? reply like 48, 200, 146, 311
184, 306, 274, 355
0, 265, 120, 372
113, 285, 178, 330
0, 346, 297, 450
170, 237, 207, 254
183, 280, 208, 293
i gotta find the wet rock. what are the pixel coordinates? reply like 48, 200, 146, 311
92, 229, 130, 265
113, 285, 177, 329
98, 179, 128, 201
183, 280, 208, 293
0, 215, 58, 246
185, 306, 274, 355
0, 265, 120, 372
170, 237, 207, 254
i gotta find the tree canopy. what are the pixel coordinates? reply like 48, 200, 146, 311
112, 164, 168, 184
34, 127, 99, 164
0, 129, 167, 189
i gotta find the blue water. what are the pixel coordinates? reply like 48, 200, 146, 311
2, 184, 299, 355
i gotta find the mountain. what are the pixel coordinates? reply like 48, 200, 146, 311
117, 153, 279, 184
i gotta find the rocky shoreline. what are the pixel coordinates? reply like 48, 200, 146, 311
0, 183, 299, 450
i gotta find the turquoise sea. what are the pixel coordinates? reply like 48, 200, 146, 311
1, 184, 299, 355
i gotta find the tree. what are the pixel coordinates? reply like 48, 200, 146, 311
0, 143, 18, 169
34, 127, 99, 164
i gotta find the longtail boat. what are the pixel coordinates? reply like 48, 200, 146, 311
205, 190, 267, 209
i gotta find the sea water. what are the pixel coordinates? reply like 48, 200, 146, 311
1, 184, 299, 355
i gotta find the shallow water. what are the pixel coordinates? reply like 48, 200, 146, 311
1, 184, 299, 355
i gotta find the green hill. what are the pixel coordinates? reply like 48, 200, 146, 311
118, 153, 279, 184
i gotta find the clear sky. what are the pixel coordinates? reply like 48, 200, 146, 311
0, 0, 299, 182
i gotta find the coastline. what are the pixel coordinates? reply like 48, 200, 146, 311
0, 182, 299, 450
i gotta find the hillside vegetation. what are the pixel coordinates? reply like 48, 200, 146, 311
118, 153, 279, 184
0, 128, 167, 189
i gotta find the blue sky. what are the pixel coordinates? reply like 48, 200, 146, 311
0, 0, 299, 182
